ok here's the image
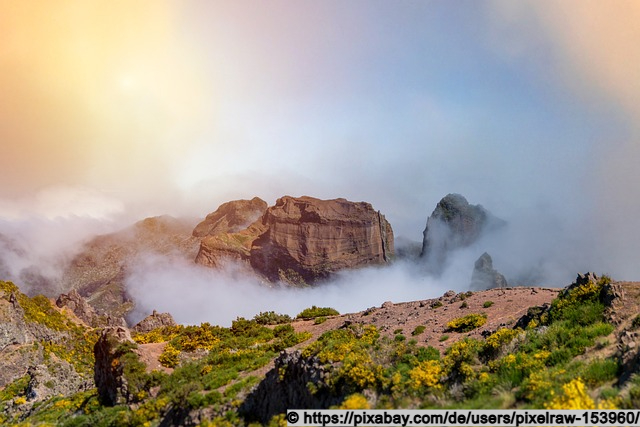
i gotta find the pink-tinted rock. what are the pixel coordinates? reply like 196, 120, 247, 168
195, 196, 394, 284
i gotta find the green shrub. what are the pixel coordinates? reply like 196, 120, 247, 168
296, 306, 339, 320
460, 301, 468, 309
395, 334, 406, 342
446, 313, 487, 333
253, 311, 292, 325
483, 301, 494, 308
582, 358, 619, 386
432, 301, 443, 309
412, 325, 426, 336
439, 334, 449, 342
314, 316, 327, 325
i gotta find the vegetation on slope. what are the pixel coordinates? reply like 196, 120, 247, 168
4, 275, 640, 426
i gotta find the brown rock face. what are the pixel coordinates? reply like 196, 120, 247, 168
192, 197, 268, 238
196, 196, 394, 284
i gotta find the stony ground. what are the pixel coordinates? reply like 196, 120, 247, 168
291, 286, 560, 351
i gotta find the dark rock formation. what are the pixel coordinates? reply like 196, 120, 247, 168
192, 197, 268, 238
240, 350, 342, 423
420, 194, 504, 275
196, 196, 394, 284
470, 252, 508, 290
133, 310, 177, 333
94, 327, 137, 406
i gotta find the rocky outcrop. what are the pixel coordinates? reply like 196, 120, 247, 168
470, 252, 507, 290
62, 215, 200, 319
26, 362, 91, 403
133, 310, 177, 333
192, 197, 268, 238
56, 289, 99, 326
196, 196, 394, 284
240, 350, 341, 423
94, 327, 138, 406
420, 194, 504, 275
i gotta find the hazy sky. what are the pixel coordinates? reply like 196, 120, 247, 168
1, 1, 640, 283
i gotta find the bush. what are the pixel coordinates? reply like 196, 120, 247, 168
446, 313, 487, 333
159, 344, 181, 368
483, 301, 494, 308
412, 325, 426, 336
296, 306, 339, 320
253, 311, 292, 325
314, 316, 327, 325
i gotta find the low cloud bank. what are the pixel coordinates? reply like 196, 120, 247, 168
125, 254, 455, 327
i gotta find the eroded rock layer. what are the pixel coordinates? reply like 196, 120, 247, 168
196, 196, 394, 284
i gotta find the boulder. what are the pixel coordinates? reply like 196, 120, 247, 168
192, 197, 268, 238
56, 289, 99, 326
196, 196, 394, 284
420, 194, 504, 275
133, 310, 177, 333
470, 252, 508, 290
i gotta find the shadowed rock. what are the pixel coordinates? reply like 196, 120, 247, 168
420, 194, 504, 275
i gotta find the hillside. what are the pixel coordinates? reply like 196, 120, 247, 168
1, 273, 639, 426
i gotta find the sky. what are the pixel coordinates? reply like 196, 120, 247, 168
1, 1, 639, 322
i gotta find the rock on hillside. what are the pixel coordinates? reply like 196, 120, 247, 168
196, 196, 394, 284
470, 252, 508, 290
132, 310, 176, 333
0, 281, 94, 409
61, 215, 200, 318
421, 194, 504, 275
192, 197, 268, 238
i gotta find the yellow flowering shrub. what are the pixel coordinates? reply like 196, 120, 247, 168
158, 343, 180, 368
409, 360, 442, 390
545, 378, 595, 409
446, 313, 487, 333
338, 352, 383, 389
339, 393, 370, 409
484, 328, 521, 353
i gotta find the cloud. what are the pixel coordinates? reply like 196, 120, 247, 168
125, 253, 456, 327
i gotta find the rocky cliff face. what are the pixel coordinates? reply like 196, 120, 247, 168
421, 194, 503, 275
192, 197, 268, 238
196, 196, 394, 284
